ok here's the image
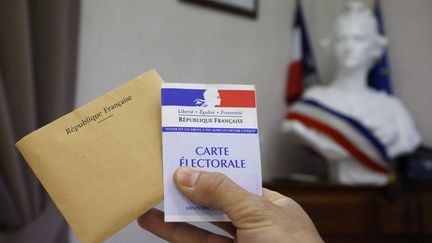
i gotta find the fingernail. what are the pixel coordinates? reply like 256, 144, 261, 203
176, 167, 199, 187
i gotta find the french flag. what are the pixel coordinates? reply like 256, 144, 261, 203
285, 0, 320, 105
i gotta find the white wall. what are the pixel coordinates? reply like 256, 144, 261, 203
382, 0, 432, 147
73, 0, 432, 242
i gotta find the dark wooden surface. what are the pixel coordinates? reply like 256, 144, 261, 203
264, 181, 432, 243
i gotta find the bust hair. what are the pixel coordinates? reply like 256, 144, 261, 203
322, 1, 388, 59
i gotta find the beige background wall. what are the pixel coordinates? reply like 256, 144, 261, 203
72, 0, 432, 242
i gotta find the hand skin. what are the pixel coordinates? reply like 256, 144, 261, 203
138, 167, 323, 243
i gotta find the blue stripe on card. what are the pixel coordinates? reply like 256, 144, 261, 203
161, 88, 205, 106
162, 127, 258, 134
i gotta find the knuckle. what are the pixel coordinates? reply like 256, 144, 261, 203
204, 172, 228, 196
286, 197, 299, 206
283, 196, 303, 210
196, 172, 233, 208
232, 198, 275, 228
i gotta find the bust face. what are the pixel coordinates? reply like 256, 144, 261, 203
203, 88, 221, 107
333, 19, 378, 71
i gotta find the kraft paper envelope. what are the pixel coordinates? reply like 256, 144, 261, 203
16, 70, 163, 243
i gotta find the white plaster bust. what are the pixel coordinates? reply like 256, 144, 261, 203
283, 2, 421, 185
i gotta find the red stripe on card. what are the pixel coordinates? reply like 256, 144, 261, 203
217, 90, 256, 108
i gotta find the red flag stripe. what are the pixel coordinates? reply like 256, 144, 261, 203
286, 61, 303, 104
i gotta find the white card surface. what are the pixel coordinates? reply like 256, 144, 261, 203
161, 83, 262, 222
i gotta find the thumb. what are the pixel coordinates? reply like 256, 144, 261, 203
174, 167, 273, 228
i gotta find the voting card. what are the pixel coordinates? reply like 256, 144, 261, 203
161, 83, 262, 222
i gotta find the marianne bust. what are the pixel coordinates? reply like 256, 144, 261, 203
283, 2, 421, 185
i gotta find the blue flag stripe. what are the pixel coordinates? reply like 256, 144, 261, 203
367, 0, 393, 94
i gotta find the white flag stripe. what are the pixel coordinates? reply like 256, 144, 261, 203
290, 27, 302, 61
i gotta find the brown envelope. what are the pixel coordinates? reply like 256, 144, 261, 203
16, 70, 164, 243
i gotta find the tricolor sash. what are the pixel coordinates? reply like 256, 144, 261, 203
286, 99, 392, 174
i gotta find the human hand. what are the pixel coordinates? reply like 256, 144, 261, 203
138, 167, 323, 243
